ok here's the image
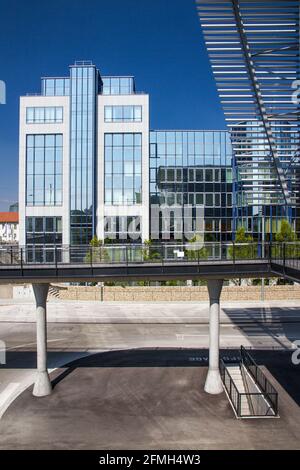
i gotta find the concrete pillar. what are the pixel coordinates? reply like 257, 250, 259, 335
32, 283, 52, 397
204, 279, 223, 395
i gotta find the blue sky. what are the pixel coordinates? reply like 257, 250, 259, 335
0, 0, 226, 211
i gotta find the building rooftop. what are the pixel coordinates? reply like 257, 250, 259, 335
0, 212, 19, 223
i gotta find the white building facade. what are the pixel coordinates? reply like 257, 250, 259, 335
19, 61, 149, 260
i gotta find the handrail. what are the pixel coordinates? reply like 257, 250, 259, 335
0, 242, 299, 281
220, 356, 278, 418
0, 241, 278, 265
240, 346, 278, 415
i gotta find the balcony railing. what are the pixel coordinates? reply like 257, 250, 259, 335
0, 241, 274, 266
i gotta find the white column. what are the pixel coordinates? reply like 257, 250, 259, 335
32, 283, 52, 397
204, 279, 223, 394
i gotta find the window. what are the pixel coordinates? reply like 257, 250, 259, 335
102, 77, 135, 95
205, 194, 214, 207
205, 169, 213, 182
42, 78, 70, 96
195, 169, 203, 182
104, 105, 142, 123
196, 193, 204, 205
26, 134, 63, 206
105, 133, 142, 205
26, 107, 63, 124
26, 216, 63, 261
104, 216, 141, 241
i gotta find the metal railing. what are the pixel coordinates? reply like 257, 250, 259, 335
0, 241, 272, 266
240, 346, 278, 416
220, 359, 241, 416
270, 242, 300, 276
220, 357, 278, 418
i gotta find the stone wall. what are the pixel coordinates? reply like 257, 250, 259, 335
58, 285, 300, 302
0, 284, 13, 299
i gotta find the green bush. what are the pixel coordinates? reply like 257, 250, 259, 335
185, 235, 208, 261
228, 227, 256, 260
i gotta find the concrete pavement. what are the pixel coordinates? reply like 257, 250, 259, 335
1, 299, 300, 324
0, 300, 300, 448
1, 354, 300, 450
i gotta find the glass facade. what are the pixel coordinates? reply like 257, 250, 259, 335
150, 131, 233, 241
101, 77, 135, 95
104, 105, 142, 123
42, 78, 70, 96
26, 107, 63, 124
104, 216, 141, 241
198, 1, 300, 242
26, 216, 62, 262
26, 134, 63, 206
104, 133, 142, 205
70, 64, 98, 245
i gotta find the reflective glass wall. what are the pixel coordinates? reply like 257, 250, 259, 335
149, 131, 233, 241
104, 133, 142, 205
26, 134, 63, 206
70, 64, 98, 245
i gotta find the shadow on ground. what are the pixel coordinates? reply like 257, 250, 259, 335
1, 347, 299, 406
0, 347, 300, 450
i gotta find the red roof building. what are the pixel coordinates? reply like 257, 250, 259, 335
0, 212, 19, 223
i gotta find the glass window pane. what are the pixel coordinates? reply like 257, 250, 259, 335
114, 106, 123, 121
56, 218, 62, 232
134, 134, 142, 146
123, 106, 134, 121
35, 135, 44, 147
105, 134, 112, 146
205, 194, 214, 206
26, 108, 34, 123
124, 134, 134, 146
27, 135, 34, 147
45, 107, 55, 122
134, 106, 142, 121
113, 134, 123, 146
110, 78, 119, 94
45, 135, 55, 147
35, 108, 45, 123
35, 218, 44, 232
56, 134, 63, 147
46, 217, 54, 232
105, 106, 112, 121
55, 107, 63, 122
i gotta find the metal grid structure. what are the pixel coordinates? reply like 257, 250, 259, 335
196, 0, 300, 208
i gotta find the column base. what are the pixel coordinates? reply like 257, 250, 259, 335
33, 370, 52, 397
204, 368, 223, 395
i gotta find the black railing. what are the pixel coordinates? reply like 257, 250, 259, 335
0, 243, 299, 284
0, 241, 274, 266
240, 346, 278, 416
220, 349, 279, 418
220, 359, 241, 416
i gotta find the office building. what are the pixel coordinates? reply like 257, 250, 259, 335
19, 61, 234, 258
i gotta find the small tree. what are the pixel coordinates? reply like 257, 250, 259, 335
185, 234, 208, 260
275, 219, 298, 259
275, 219, 296, 242
228, 227, 255, 260
85, 236, 109, 263
142, 239, 161, 262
